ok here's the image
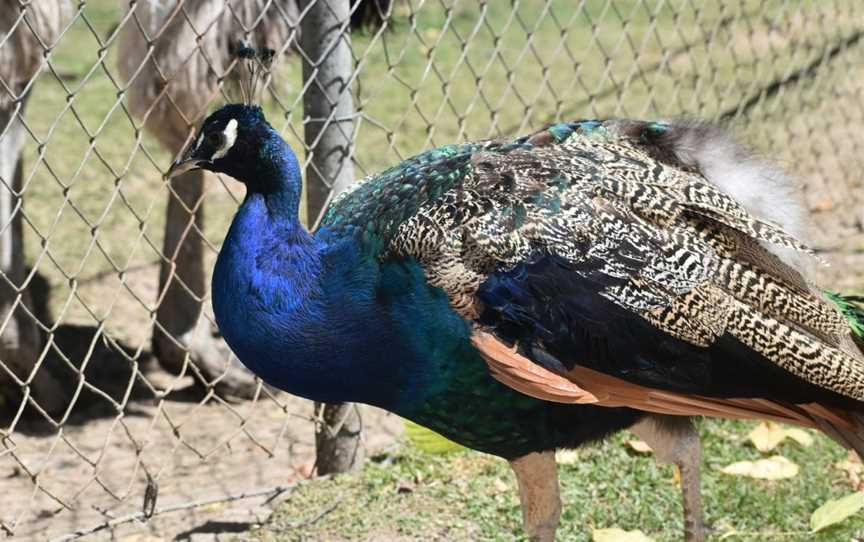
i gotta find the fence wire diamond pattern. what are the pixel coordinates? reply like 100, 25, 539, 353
0, 0, 862, 539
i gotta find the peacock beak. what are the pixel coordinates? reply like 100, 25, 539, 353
166, 135, 212, 178
166, 156, 208, 179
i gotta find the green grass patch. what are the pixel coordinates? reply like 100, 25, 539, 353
254, 418, 864, 541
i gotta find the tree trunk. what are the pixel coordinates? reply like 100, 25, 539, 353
301, 0, 364, 474
154, 168, 208, 376
300, 0, 358, 222
314, 402, 364, 474
0, 100, 65, 413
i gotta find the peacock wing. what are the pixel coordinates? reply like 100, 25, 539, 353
386, 120, 864, 403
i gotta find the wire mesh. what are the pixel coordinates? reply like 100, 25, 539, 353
0, 0, 862, 539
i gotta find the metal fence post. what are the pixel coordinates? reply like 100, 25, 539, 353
300, 0, 364, 475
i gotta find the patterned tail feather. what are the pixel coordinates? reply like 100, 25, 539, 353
685, 218, 812, 294
730, 232, 812, 293
642, 285, 730, 347
679, 180, 814, 254
725, 299, 864, 401
716, 259, 847, 341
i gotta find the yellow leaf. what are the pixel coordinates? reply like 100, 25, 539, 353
625, 439, 653, 454
556, 449, 579, 465
718, 529, 740, 540
592, 527, 655, 542
720, 455, 799, 479
810, 491, 864, 532
836, 458, 862, 475
747, 422, 814, 452
200, 502, 226, 513
748, 422, 788, 452
493, 478, 509, 493
784, 428, 813, 447
836, 452, 864, 490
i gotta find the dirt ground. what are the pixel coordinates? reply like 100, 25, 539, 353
1, 362, 403, 541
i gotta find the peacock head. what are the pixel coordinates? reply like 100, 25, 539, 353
167, 103, 302, 200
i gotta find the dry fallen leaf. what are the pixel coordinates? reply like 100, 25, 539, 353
810, 198, 835, 212
748, 422, 787, 452
556, 449, 579, 465
200, 502, 226, 514
835, 451, 864, 490
747, 422, 814, 452
810, 491, 864, 532
672, 465, 681, 487
720, 455, 799, 479
625, 439, 653, 454
493, 478, 509, 493
784, 428, 814, 447
592, 527, 655, 542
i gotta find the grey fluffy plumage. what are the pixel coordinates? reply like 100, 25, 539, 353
653, 120, 815, 278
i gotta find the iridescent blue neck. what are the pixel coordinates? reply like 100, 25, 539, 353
236, 126, 304, 222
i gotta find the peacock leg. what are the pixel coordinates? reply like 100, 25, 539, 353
508, 450, 561, 542
630, 415, 706, 542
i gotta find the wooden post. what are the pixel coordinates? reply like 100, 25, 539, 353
300, 0, 364, 475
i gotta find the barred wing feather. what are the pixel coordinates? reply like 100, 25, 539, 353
386, 120, 864, 402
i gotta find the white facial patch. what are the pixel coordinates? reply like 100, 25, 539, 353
211, 118, 239, 160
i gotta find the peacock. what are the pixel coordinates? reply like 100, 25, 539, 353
168, 101, 864, 541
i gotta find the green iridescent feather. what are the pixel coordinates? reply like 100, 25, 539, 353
825, 291, 864, 342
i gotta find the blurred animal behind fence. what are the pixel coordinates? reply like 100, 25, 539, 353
116, 0, 298, 396
116, 0, 388, 395
0, 0, 73, 412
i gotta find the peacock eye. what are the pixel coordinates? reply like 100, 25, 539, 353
206, 132, 224, 148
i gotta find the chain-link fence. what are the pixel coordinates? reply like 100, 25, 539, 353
1, 0, 863, 539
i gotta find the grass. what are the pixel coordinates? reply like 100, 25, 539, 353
253, 418, 864, 542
